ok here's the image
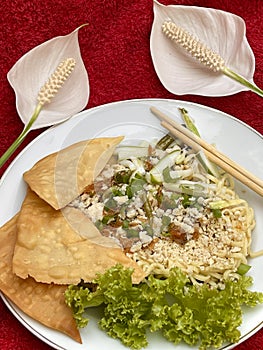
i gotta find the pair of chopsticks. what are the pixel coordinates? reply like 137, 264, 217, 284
150, 106, 263, 197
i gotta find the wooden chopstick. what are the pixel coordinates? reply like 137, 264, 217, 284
150, 106, 263, 197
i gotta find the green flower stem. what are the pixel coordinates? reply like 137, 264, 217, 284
0, 103, 43, 168
222, 66, 263, 97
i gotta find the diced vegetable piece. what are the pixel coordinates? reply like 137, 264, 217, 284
182, 193, 192, 208
156, 133, 175, 150
102, 187, 123, 201
130, 158, 146, 175
161, 194, 179, 210
162, 215, 171, 227
179, 108, 220, 177
149, 150, 181, 183
237, 263, 251, 275
212, 208, 222, 218
116, 146, 149, 161
209, 199, 245, 210
164, 181, 213, 197
143, 195, 153, 218
104, 197, 118, 211
114, 170, 132, 184
119, 159, 137, 170
196, 150, 220, 177
125, 228, 140, 238
126, 178, 146, 199
179, 107, 201, 137
162, 167, 178, 183
163, 167, 193, 183
102, 214, 116, 225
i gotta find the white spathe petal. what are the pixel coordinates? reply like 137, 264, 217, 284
7, 26, 89, 129
150, 1, 255, 96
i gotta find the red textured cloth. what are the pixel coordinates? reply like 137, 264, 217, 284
0, 0, 262, 349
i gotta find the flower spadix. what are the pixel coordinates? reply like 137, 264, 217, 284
37, 58, 76, 105
151, 1, 258, 97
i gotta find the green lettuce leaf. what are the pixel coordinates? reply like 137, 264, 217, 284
65, 265, 263, 349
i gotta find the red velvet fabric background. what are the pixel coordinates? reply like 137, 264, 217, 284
0, 0, 262, 349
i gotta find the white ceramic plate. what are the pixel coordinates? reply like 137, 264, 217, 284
1, 99, 263, 350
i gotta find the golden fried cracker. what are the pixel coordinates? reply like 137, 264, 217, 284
13, 189, 146, 285
0, 215, 81, 343
23, 136, 124, 210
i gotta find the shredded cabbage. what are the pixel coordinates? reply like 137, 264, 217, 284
65, 265, 263, 350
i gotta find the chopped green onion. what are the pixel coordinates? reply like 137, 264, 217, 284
160, 195, 178, 210
179, 108, 201, 137
125, 228, 139, 238
102, 214, 115, 225
122, 220, 132, 230
156, 133, 175, 150
126, 178, 146, 198
179, 108, 219, 177
237, 263, 251, 275
102, 187, 124, 202
212, 208, 222, 218
162, 167, 178, 183
209, 199, 245, 210
149, 149, 181, 184
143, 224, 154, 236
104, 198, 118, 211
162, 215, 171, 227
182, 193, 192, 208
143, 195, 153, 219
114, 170, 132, 184
163, 167, 193, 183
163, 181, 210, 198
116, 146, 149, 161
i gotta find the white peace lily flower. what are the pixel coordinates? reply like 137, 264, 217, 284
0, 25, 89, 167
151, 1, 263, 97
